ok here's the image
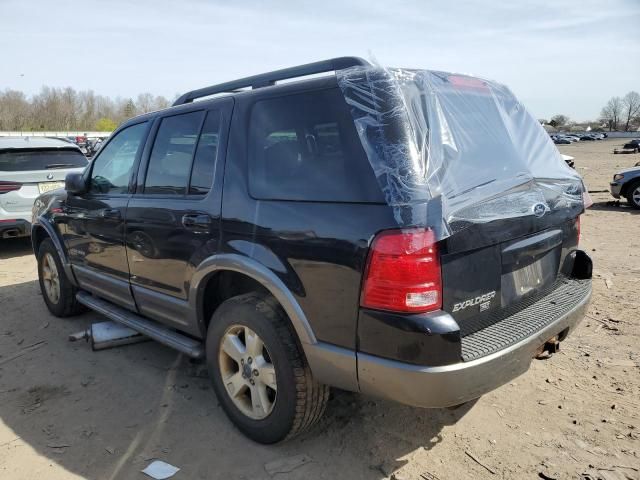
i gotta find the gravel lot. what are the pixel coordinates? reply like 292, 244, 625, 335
0, 138, 638, 480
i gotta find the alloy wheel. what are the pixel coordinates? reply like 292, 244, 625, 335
633, 186, 640, 207
218, 325, 278, 419
41, 252, 60, 304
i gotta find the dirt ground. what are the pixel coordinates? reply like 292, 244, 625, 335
0, 138, 638, 480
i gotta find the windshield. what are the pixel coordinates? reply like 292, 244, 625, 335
0, 148, 88, 171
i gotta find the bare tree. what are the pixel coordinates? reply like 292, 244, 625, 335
0, 89, 31, 130
136, 93, 155, 114
0, 87, 179, 132
154, 95, 170, 111
600, 96, 623, 131
622, 91, 640, 132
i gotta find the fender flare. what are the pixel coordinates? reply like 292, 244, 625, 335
189, 253, 317, 346
32, 217, 77, 286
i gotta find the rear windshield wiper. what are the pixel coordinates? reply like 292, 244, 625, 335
45, 163, 79, 169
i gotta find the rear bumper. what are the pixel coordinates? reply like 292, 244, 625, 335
0, 219, 31, 239
357, 281, 591, 408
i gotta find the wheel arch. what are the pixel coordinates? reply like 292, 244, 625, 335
31, 217, 77, 286
190, 254, 317, 346
31, 224, 48, 256
190, 254, 360, 393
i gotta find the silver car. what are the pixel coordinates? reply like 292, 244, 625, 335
610, 165, 640, 209
0, 137, 88, 238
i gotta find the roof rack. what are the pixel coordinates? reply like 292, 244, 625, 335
172, 56, 370, 106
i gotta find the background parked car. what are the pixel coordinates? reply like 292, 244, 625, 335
0, 137, 87, 238
623, 139, 640, 152
610, 165, 640, 209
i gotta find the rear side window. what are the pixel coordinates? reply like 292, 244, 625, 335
0, 149, 87, 171
248, 88, 383, 202
145, 111, 205, 195
189, 111, 222, 195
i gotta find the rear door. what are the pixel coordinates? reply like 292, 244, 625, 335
64, 121, 150, 310
125, 99, 232, 335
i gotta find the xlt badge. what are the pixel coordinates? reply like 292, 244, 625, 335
452, 291, 496, 313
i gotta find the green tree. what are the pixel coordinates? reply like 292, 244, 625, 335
123, 99, 136, 119
549, 114, 569, 128
95, 117, 117, 131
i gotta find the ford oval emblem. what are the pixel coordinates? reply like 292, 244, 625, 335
532, 203, 547, 217
46, 173, 54, 180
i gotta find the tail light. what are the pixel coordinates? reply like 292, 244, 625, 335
576, 216, 581, 245
0, 182, 22, 194
361, 228, 442, 313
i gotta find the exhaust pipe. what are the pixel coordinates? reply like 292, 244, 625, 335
2, 229, 20, 239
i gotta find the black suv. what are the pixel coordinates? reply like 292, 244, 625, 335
32, 57, 592, 444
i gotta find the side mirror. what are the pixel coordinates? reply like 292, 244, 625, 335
65, 172, 88, 195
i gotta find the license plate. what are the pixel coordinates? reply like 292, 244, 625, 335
501, 248, 560, 304
38, 181, 65, 194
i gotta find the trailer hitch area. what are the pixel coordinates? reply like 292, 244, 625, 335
535, 335, 560, 359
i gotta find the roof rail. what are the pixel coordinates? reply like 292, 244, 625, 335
172, 56, 370, 106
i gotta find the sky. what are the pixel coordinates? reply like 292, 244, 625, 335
1, 0, 639, 122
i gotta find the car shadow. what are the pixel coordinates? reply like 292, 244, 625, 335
0, 279, 476, 480
0, 237, 32, 259
588, 200, 640, 214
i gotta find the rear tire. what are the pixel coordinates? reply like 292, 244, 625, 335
206, 293, 329, 443
625, 181, 640, 210
37, 238, 85, 317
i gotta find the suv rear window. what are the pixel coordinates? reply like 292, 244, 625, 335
248, 88, 383, 203
0, 149, 88, 171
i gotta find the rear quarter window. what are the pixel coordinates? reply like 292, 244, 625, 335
0, 149, 87, 171
248, 88, 384, 203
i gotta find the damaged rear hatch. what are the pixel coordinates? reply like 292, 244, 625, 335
338, 66, 588, 356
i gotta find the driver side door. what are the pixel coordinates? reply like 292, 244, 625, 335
63, 121, 149, 310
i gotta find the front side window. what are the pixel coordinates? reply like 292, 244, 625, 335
144, 111, 205, 195
90, 122, 147, 194
248, 88, 383, 203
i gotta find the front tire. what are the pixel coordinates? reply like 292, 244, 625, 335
37, 238, 84, 317
625, 181, 640, 210
206, 293, 329, 443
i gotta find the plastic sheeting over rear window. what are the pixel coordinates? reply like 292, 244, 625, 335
336, 66, 585, 240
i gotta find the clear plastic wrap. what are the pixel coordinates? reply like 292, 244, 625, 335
336, 66, 585, 239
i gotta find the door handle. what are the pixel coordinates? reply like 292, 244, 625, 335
182, 214, 211, 231
100, 208, 121, 220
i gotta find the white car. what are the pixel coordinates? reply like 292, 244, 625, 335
0, 137, 88, 239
